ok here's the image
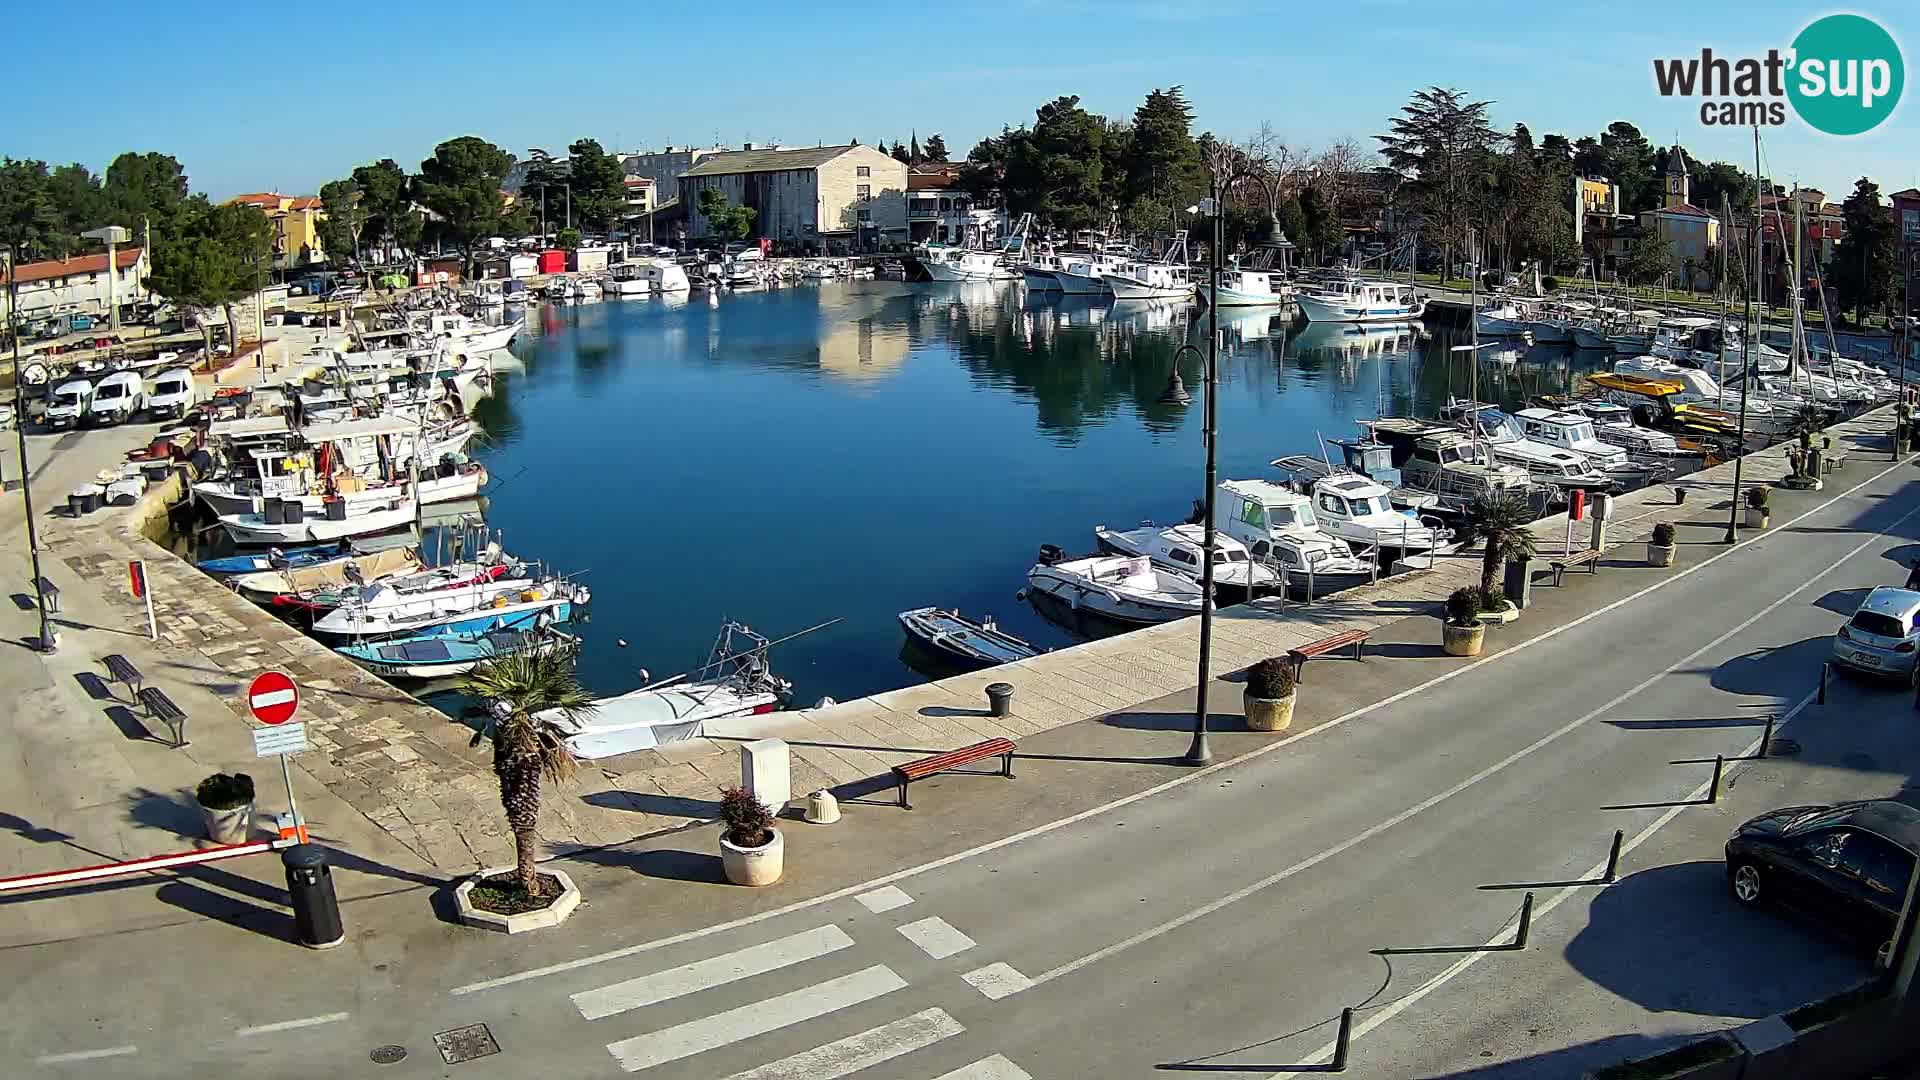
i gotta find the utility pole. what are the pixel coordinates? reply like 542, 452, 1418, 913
3, 246, 56, 652
1725, 127, 1760, 544
1188, 167, 1222, 769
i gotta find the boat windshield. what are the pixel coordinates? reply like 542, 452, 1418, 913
1566, 421, 1596, 443
1213, 549, 1248, 564
1350, 495, 1389, 516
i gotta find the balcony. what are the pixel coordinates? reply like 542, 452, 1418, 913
908, 208, 940, 219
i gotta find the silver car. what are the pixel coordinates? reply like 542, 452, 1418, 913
1833, 586, 1920, 684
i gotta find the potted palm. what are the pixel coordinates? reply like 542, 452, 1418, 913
1745, 486, 1771, 529
1243, 656, 1297, 733
195, 772, 255, 844
454, 651, 594, 931
1442, 587, 1486, 656
1648, 522, 1677, 567
1466, 493, 1536, 622
719, 786, 783, 886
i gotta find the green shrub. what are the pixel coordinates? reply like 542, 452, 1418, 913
1746, 486, 1771, 510
195, 772, 255, 810
1246, 657, 1296, 699
1446, 586, 1483, 627
1652, 522, 1676, 546
718, 786, 776, 848
1477, 584, 1506, 613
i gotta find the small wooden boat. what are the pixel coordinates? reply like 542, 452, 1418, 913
898, 608, 1040, 671
337, 626, 578, 680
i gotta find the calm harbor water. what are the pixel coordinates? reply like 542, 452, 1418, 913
462, 282, 1608, 710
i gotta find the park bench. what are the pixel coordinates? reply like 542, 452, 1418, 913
1287, 629, 1371, 682
34, 576, 60, 615
1823, 448, 1848, 473
137, 686, 188, 748
1550, 549, 1601, 586
102, 654, 144, 697
891, 738, 1016, 809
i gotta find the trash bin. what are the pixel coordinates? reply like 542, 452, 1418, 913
986, 682, 1014, 718
282, 844, 344, 949
1504, 556, 1534, 611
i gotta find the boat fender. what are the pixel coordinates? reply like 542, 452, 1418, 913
814, 696, 837, 709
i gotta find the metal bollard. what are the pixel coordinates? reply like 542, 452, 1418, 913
1819, 662, 1829, 705
1674, 486, 1687, 505
1331, 1007, 1354, 1071
1708, 755, 1725, 804
1603, 830, 1624, 884
1758, 714, 1776, 759
282, 844, 345, 949
1513, 892, 1534, 949
985, 682, 1014, 719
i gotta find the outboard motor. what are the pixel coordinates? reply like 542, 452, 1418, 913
1037, 543, 1066, 566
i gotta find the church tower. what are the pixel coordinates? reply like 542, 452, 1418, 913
1664, 144, 1690, 209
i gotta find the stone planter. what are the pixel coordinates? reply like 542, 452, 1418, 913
1244, 691, 1295, 733
200, 801, 254, 845
1745, 506, 1770, 529
721, 828, 784, 886
1648, 542, 1677, 568
453, 867, 582, 934
1442, 621, 1485, 657
1479, 599, 1520, 624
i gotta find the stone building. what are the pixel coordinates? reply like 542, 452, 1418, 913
678, 144, 908, 253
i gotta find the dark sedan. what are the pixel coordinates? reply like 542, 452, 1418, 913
1725, 800, 1919, 965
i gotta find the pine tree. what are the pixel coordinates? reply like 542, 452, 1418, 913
1830, 177, 1897, 325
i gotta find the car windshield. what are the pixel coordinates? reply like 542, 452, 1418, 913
1851, 610, 1908, 638
1785, 808, 1849, 834
96, 384, 124, 399
156, 380, 185, 395
54, 391, 83, 406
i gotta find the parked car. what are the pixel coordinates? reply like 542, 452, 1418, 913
44, 377, 94, 430
1831, 586, 1920, 685
145, 368, 198, 420
88, 370, 146, 426
1726, 800, 1918, 964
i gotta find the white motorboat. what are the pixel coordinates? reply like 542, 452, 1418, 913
1092, 522, 1278, 599
1301, 474, 1442, 557
1052, 252, 1124, 295
1195, 268, 1291, 307
1512, 407, 1631, 472
1295, 278, 1426, 323
1474, 297, 1536, 337
1367, 420, 1549, 517
220, 493, 420, 546
1024, 551, 1205, 625
311, 574, 588, 640
1105, 235, 1194, 301
1564, 401, 1689, 457
1442, 401, 1614, 490
602, 265, 652, 297
1213, 480, 1379, 598
1021, 251, 1065, 291
1612, 356, 1796, 434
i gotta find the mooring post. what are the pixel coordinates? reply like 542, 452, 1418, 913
1513, 891, 1534, 950
1331, 1007, 1353, 1071
1709, 754, 1725, 804
1603, 829, 1624, 884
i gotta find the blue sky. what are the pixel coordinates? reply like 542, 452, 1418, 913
7, 1, 1914, 201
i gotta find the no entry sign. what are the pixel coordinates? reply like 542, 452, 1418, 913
248, 671, 300, 725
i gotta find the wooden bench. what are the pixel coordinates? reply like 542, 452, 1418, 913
102, 654, 144, 697
892, 738, 1016, 809
1549, 548, 1601, 586
1823, 449, 1848, 473
1287, 629, 1370, 682
137, 686, 189, 748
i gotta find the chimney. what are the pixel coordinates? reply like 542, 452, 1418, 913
743, 142, 754, 152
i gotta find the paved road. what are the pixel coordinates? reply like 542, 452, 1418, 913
13, 457, 1920, 1078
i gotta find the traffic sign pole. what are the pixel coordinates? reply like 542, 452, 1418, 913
248, 671, 306, 842
279, 753, 304, 844
128, 560, 155, 640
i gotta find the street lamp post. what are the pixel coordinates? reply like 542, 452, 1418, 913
1726, 130, 1761, 544
2, 245, 56, 652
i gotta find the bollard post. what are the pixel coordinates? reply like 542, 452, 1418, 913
1603, 829, 1624, 883
1513, 891, 1534, 949
1819, 662, 1829, 705
1758, 714, 1776, 759
1331, 1007, 1353, 1071
1709, 754, 1725, 804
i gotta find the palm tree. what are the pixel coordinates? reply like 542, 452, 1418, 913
460, 651, 595, 897
1465, 493, 1539, 595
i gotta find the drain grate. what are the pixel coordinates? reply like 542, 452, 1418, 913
433, 1023, 501, 1065
369, 1045, 408, 1065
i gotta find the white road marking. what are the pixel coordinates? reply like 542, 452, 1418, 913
604, 964, 907, 1072
450, 449, 1912, 997
718, 1007, 963, 1080
896, 916, 976, 959
235, 1012, 349, 1037
961, 963, 1034, 1000
573, 924, 855, 1020
249, 688, 296, 708
855, 885, 915, 913
34, 1046, 138, 1064
934, 1054, 1037, 1080
1025, 499, 1918, 990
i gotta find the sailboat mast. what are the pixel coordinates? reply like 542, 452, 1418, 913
1791, 187, 1807, 397
1717, 194, 1732, 409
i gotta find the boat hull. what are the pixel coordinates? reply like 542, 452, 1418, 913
221, 503, 418, 546
1296, 293, 1422, 323
1021, 268, 1062, 291
1106, 276, 1190, 301
1196, 283, 1287, 308
1023, 567, 1201, 625
1052, 270, 1110, 296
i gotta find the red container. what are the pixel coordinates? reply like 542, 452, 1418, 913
539, 250, 566, 275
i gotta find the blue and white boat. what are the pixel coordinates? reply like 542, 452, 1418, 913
336, 626, 579, 679
1295, 278, 1426, 323
195, 531, 417, 575
309, 575, 590, 640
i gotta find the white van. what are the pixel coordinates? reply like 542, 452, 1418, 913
45, 378, 94, 430
146, 368, 199, 420
89, 370, 146, 426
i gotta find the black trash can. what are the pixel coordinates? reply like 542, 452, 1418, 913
282, 844, 345, 949
324, 498, 347, 522
281, 500, 304, 525
263, 497, 284, 524
1504, 556, 1534, 611
986, 682, 1014, 718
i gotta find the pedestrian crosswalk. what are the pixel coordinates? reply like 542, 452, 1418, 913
573, 896, 1036, 1077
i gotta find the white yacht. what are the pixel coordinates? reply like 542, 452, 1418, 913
1512, 407, 1631, 472
1368, 421, 1545, 516
601, 264, 652, 297
1442, 401, 1613, 490
1564, 401, 1688, 457
1213, 480, 1379, 598
1195, 268, 1290, 307
1024, 552, 1205, 625
1092, 523, 1277, 598
1295, 278, 1426, 323
219, 492, 419, 546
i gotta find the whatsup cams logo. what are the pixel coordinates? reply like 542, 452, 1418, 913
1652, 13, 1904, 135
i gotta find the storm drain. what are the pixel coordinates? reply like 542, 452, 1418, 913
434, 1023, 501, 1064
369, 1045, 408, 1065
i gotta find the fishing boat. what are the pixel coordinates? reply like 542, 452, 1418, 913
897, 608, 1041, 671
309, 575, 589, 640
219, 493, 420, 546
1091, 522, 1278, 602
540, 623, 795, 760
1051, 252, 1125, 295
1105, 236, 1194, 301
1441, 401, 1616, 491
1294, 474, 1444, 558
195, 531, 418, 575
337, 626, 578, 680
1023, 550, 1205, 625
1213, 480, 1380, 599
1194, 268, 1290, 307
1356, 420, 1548, 518
1294, 278, 1425, 323
1021, 250, 1066, 291
244, 554, 514, 612
924, 247, 1017, 282
1561, 401, 1693, 458
1474, 296, 1536, 337
229, 547, 425, 605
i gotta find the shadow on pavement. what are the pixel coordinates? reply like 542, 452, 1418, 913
583, 790, 721, 818
1563, 860, 1869, 1017
568, 844, 725, 885
1711, 637, 1833, 698
1432, 1032, 1723, 1078
155, 880, 295, 943
1814, 587, 1872, 616
122, 786, 206, 839
1102, 710, 1249, 734
103, 704, 156, 742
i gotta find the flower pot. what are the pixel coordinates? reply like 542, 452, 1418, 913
1648, 542, 1676, 568
720, 827, 784, 886
1244, 691, 1295, 733
1442, 621, 1485, 657
1479, 599, 1520, 624
1745, 506, 1769, 529
200, 801, 254, 845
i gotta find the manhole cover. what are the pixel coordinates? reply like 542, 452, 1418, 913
434, 1023, 501, 1065
369, 1045, 408, 1065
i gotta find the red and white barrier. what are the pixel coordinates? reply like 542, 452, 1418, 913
0, 837, 296, 894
